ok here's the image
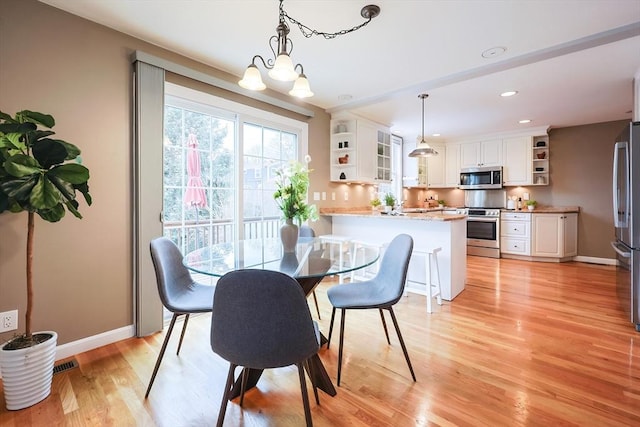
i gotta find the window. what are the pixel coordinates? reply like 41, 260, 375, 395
163, 83, 308, 254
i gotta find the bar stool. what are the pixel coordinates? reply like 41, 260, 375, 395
318, 235, 352, 283
350, 240, 385, 282
413, 247, 443, 313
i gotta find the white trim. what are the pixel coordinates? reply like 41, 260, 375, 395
56, 325, 135, 361
572, 256, 618, 266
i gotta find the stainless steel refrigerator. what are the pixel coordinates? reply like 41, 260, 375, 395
612, 121, 640, 331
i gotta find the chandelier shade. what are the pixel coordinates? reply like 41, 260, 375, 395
239, 0, 380, 98
409, 93, 439, 158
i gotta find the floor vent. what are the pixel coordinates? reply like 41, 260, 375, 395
53, 358, 78, 375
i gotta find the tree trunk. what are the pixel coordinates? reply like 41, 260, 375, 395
26, 211, 34, 339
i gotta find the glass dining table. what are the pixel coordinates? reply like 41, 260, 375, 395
183, 237, 380, 398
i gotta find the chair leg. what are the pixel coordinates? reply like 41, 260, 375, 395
305, 359, 320, 405
176, 313, 190, 355
312, 291, 321, 320
387, 307, 416, 382
297, 363, 314, 427
337, 308, 346, 386
216, 363, 237, 427
239, 367, 250, 407
379, 309, 391, 345
327, 307, 336, 349
145, 313, 179, 398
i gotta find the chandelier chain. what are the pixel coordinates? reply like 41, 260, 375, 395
280, 1, 376, 40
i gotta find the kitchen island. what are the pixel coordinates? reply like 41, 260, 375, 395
321, 210, 467, 301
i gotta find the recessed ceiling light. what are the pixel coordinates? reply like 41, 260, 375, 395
432, 133, 441, 137
500, 91, 518, 97
481, 46, 506, 59
519, 119, 531, 124
338, 94, 353, 101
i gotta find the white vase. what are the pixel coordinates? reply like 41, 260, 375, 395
384, 205, 392, 213
0, 331, 57, 410
528, 205, 535, 211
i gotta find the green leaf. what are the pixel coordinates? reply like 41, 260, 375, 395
3, 154, 41, 177
0, 190, 8, 213
0, 133, 27, 151
74, 181, 92, 206
30, 175, 60, 209
18, 111, 55, 129
32, 138, 67, 169
47, 173, 76, 201
49, 163, 89, 184
37, 203, 65, 222
1, 175, 38, 201
0, 111, 15, 123
65, 199, 83, 219
54, 140, 81, 160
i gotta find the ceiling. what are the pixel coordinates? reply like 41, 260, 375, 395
40, 0, 640, 141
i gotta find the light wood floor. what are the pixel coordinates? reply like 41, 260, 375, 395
2, 257, 640, 426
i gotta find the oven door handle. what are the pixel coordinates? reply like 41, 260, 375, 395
467, 217, 499, 222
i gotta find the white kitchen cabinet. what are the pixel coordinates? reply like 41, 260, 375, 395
376, 129, 392, 182
459, 139, 502, 168
330, 117, 382, 183
502, 136, 532, 186
500, 212, 531, 255
531, 213, 577, 258
402, 138, 428, 187
427, 143, 445, 188
444, 143, 461, 187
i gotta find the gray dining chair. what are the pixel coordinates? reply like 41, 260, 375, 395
211, 269, 320, 427
145, 237, 215, 398
299, 225, 322, 319
326, 233, 416, 386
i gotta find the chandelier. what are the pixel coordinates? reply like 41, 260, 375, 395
409, 94, 439, 157
238, 0, 381, 98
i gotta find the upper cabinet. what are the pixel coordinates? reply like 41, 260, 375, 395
402, 138, 428, 188
459, 139, 502, 168
330, 115, 390, 183
502, 136, 532, 186
426, 143, 446, 188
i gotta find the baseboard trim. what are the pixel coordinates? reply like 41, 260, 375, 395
572, 256, 618, 266
55, 325, 135, 361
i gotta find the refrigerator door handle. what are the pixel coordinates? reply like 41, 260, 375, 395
611, 241, 631, 258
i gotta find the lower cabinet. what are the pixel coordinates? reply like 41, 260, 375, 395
500, 212, 531, 256
531, 213, 578, 259
501, 212, 578, 261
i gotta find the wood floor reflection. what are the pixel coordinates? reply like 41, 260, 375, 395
2, 256, 639, 426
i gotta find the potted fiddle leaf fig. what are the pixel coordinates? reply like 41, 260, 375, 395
0, 110, 92, 410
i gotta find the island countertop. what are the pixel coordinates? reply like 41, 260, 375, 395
320, 209, 467, 222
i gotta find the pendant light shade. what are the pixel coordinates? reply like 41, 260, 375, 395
409, 93, 438, 158
288, 73, 314, 98
238, 64, 266, 90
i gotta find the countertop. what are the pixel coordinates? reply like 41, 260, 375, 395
320, 210, 467, 222
502, 206, 580, 214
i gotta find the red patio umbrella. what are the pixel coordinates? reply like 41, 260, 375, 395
183, 133, 208, 209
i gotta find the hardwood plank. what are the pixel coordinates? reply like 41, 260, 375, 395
1, 257, 640, 426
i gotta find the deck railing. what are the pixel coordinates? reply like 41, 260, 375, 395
164, 216, 281, 254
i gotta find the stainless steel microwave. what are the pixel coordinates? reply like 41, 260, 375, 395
459, 166, 503, 189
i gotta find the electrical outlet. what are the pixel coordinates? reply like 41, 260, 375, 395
0, 310, 18, 333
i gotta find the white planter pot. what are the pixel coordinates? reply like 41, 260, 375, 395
1, 331, 57, 410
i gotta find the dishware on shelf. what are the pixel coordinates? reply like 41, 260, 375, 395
338, 154, 349, 164
535, 167, 544, 172
536, 152, 546, 159
536, 141, 546, 147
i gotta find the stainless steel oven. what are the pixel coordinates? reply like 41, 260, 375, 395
465, 209, 501, 258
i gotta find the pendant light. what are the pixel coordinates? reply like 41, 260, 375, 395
409, 94, 438, 157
